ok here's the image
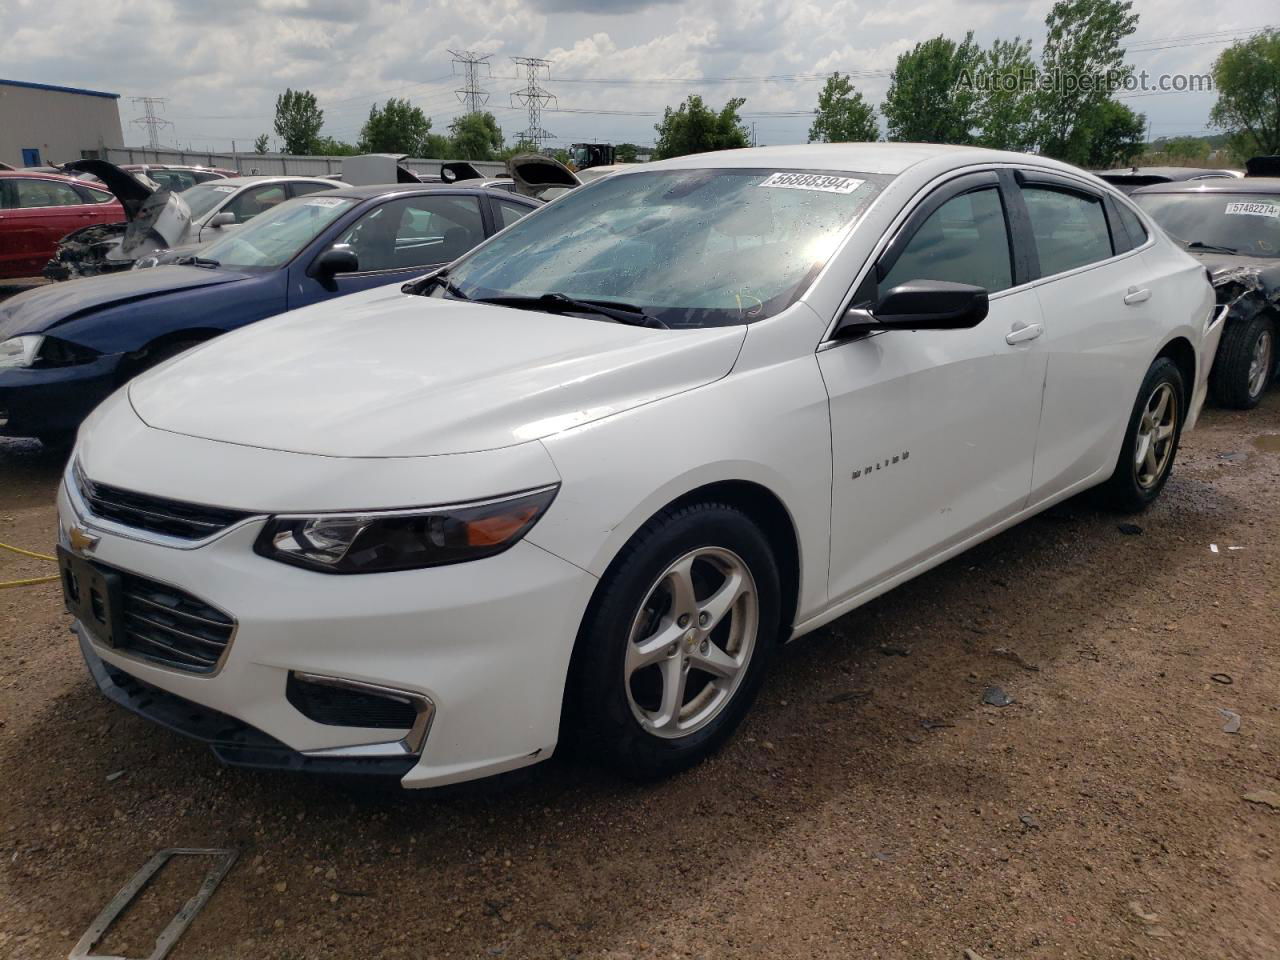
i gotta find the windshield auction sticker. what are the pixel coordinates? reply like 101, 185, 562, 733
212, 185, 237, 193
759, 173, 865, 194
1224, 201, 1280, 218
303, 197, 345, 207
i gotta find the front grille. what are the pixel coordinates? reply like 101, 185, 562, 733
115, 568, 236, 673
286, 674, 418, 730
75, 462, 253, 541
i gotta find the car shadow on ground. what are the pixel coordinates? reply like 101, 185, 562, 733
0, 463, 1238, 956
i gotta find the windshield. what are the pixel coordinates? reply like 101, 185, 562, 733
441, 168, 888, 327
181, 182, 239, 221
197, 195, 357, 270
1134, 192, 1280, 258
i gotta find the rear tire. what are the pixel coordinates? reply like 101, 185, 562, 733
1099, 357, 1185, 513
570, 502, 780, 780
1209, 316, 1275, 410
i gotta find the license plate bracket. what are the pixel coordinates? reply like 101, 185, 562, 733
57, 546, 123, 647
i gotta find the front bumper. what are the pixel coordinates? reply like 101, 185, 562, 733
1187, 303, 1228, 431
0, 355, 121, 438
58, 478, 598, 788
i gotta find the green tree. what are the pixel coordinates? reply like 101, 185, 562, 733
883, 33, 982, 143
1210, 29, 1280, 158
358, 98, 435, 156
496, 139, 539, 162
653, 95, 750, 159
1151, 135, 1212, 166
615, 142, 640, 162
253, 133, 270, 155
273, 88, 324, 155
971, 38, 1039, 150
449, 112, 504, 160
315, 136, 360, 156
808, 72, 879, 143
1036, 0, 1140, 164
1081, 99, 1145, 166
424, 132, 453, 158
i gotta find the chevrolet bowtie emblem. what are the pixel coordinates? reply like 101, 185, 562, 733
69, 526, 99, 555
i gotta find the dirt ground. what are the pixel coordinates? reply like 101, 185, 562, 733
1, 380, 1277, 959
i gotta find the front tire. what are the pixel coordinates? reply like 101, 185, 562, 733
1210, 315, 1275, 410
1099, 357, 1185, 512
571, 502, 781, 780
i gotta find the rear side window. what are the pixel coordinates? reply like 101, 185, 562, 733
881, 187, 1014, 294
1022, 186, 1113, 276
223, 184, 288, 223
13, 178, 85, 208
1113, 199, 1148, 250
75, 185, 115, 204
495, 198, 533, 229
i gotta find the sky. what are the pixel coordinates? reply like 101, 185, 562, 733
0, 0, 1272, 154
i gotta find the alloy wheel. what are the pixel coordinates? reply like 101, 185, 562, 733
1248, 328, 1274, 400
1134, 381, 1178, 490
624, 547, 759, 739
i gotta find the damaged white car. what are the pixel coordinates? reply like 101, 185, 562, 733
44, 160, 338, 280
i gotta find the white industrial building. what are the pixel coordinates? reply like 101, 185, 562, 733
0, 79, 124, 169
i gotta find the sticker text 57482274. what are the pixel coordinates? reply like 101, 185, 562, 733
759, 173, 866, 194
1224, 201, 1280, 219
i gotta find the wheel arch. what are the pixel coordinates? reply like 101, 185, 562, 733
1155, 334, 1196, 399
117, 327, 222, 384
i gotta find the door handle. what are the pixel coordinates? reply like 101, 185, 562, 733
1123, 286, 1151, 305
1006, 321, 1043, 345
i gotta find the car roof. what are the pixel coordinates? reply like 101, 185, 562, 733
1097, 166, 1236, 179
638, 142, 1103, 178
320, 182, 538, 201
196, 175, 334, 187
0, 170, 102, 185
1132, 177, 1280, 195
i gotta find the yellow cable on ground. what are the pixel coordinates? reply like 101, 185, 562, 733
0, 540, 59, 590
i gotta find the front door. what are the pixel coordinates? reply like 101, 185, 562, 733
818, 171, 1049, 604
289, 193, 489, 309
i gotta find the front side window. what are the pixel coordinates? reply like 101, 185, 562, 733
197, 195, 357, 270
880, 187, 1013, 294
1023, 186, 1114, 276
223, 184, 288, 224
13, 178, 84, 208
442, 169, 888, 328
495, 198, 532, 229
335, 195, 484, 272
182, 183, 239, 221
290, 182, 336, 199
1133, 192, 1280, 259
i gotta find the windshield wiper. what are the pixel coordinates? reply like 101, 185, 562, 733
173, 255, 221, 269
471, 293, 668, 329
1187, 240, 1238, 255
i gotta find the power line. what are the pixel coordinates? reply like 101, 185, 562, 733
511, 56, 557, 148
130, 97, 174, 149
450, 50, 493, 115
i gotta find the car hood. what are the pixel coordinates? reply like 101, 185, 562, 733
0, 266, 246, 339
128, 289, 746, 457
63, 159, 154, 219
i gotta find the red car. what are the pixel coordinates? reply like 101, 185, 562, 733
0, 171, 123, 280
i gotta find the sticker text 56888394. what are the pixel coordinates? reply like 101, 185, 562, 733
759, 172, 865, 194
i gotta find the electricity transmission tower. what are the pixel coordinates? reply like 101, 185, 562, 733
449, 50, 493, 115
130, 97, 173, 150
510, 57, 557, 149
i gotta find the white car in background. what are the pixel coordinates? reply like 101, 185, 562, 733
59, 144, 1221, 789
45, 164, 339, 278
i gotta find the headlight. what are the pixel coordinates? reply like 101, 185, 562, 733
0, 335, 44, 369
254, 485, 559, 574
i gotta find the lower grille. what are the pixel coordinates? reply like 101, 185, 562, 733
75, 461, 252, 541
115, 569, 235, 673
287, 673, 419, 730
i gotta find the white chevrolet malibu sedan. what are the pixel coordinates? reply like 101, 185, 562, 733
58, 144, 1223, 788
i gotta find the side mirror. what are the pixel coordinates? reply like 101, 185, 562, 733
312, 246, 359, 281
834, 279, 989, 338
209, 211, 235, 228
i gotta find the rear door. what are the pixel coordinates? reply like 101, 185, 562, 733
287, 192, 490, 309
1015, 170, 1163, 501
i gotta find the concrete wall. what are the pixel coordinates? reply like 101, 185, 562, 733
0, 82, 124, 168
103, 147, 507, 180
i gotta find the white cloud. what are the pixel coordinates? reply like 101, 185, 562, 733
0, 0, 1251, 150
